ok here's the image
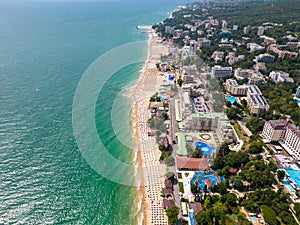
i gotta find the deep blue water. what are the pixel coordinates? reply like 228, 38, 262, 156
0, 0, 193, 224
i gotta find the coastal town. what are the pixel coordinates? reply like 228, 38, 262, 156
136, 0, 300, 225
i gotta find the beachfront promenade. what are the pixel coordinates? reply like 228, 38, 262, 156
134, 29, 169, 225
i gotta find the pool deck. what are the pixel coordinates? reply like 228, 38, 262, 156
181, 172, 195, 198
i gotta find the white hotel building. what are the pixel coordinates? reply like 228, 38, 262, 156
262, 120, 300, 161
281, 124, 300, 160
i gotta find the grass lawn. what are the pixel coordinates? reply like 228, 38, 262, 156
231, 120, 250, 150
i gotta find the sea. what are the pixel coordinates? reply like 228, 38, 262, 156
0, 0, 192, 224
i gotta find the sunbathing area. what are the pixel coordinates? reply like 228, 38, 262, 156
134, 28, 170, 224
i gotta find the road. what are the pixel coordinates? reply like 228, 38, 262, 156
167, 89, 183, 219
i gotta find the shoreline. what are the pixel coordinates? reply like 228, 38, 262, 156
131, 27, 169, 225
132, 27, 152, 225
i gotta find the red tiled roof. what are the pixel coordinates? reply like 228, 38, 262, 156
176, 157, 209, 171
195, 202, 203, 213
229, 168, 237, 173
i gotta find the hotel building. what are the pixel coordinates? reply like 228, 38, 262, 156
225, 79, 248, 96
246, 92, 269, 115
211, 65, 233, 79
281, 123, 300, 161
262, 120, 300, 161
225, 79, 268, 115
262, 120, 289, 142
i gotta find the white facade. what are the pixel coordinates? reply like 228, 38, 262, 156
262, 120, 287, 142
222, 20, 228, 29
281, 124, 300, 160
269, 71, 294, 83
189, 40, 198, 55
247, 43, 264, 52
225, 79, 248, 96
211, 65, 232, 78
247, 93, 269, 115
243, 26, 250, 34
262, 120, 300, 161
257, 26, 264, 36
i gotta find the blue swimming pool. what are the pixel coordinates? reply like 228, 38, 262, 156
189, 211, 195, 225
285, 166, 300, 188
191, 171, 224, 190
282, 178, 294, 192
167, 74, 175, 81
220, 176, 225, 183
252, 217, 258, 223
194, 141, 216, 156
226, 95, 237, 103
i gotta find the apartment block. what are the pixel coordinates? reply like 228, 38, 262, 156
225, 79, 248, 96
211, 65, 233, 78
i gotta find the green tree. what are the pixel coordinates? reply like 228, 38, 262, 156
294, 203, 300, 217
248, 142, 263, 154
246, 117, 265, 133
261, 205, 279, 225
218, 143, 230, 157
166, 206, 179, 224
217, 183, 228, 195
192, 147, 202, 158
166, 172, 175, 180
191, 184, 198, 194
277, 170, 285, 181
177, 78, 183, 87
195, 210, 213, 225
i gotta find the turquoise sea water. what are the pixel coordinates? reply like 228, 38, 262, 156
0, 0, 192, 224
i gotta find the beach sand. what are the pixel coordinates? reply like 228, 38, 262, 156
132, 28, 169, 225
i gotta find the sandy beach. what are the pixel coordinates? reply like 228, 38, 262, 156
132, 27, 169, 225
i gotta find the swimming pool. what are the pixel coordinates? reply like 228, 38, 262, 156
191, 171, 224, 190
252, 217, 258, 223
167, 74, 175, 81
285, 166, 300, 188
194, 141, 216, 156
282, 178, 295, 192
226, 96, 237, 104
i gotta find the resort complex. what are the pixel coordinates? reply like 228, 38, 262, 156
137, 0, 300, 224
